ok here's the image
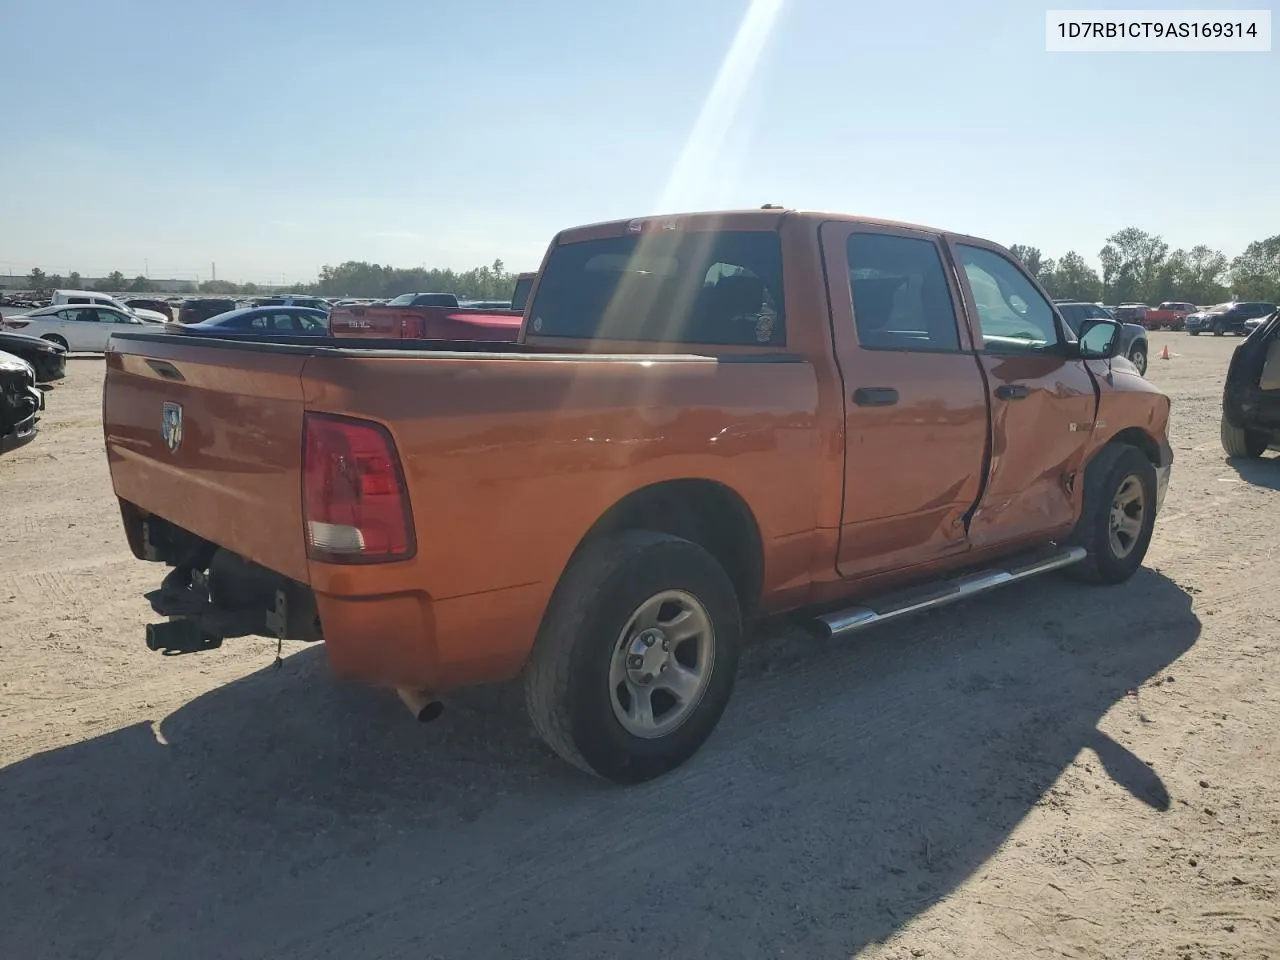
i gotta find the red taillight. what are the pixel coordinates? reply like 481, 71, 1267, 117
302, 413, 415, 564
5, 320, 29, 329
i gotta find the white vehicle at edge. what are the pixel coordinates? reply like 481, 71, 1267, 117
0, 304, 149, 352
51, 289, 168, 324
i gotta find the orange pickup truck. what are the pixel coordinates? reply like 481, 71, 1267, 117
103, 208, 1173, 783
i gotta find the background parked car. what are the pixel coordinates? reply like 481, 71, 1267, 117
1144, 301, 1196, 331
52, 289, 168, 324
1243, 310, 1276, 336
122, 298, 175, 323
1221, 307, 1280, 458
1186, 301, 1278, 336
0, 304, 148, 352
1055, 301, 1150, 375
177, 298, 238, 324
175, 306, 330, 337
0, 350, 43, 452
252, 295, 330, 312
0, 330, 67, 381
1113, 303, 1150, 326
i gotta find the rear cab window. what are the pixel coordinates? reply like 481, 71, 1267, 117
528, 230, 785, 346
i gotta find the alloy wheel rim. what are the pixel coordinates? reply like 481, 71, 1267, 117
608, 590, 715, 739
1108, 475, 1146, 559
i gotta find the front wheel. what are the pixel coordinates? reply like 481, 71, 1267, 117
523, 530, 742, 783
1221, 416, 1269, 459
1189, 330, 1200, 336
1065, 445, 1157, 585
1128, 344, 1148, 376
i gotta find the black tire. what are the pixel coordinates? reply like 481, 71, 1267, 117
1128, 344, 1148, 376
523, 530, 742, 783
1189, 330, 1200, 336
1064, 444, 1157, 585
1220, 416, 1268, 459
43, 335, 68, 351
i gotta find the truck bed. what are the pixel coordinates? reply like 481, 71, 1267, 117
104, 328, 817, 593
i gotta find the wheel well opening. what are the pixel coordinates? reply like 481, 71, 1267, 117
1106, 428, 1159, 465
582, 480, 763, 616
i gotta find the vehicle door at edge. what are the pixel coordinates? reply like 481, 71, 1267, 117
50, 309, 76, 343
58, 308, 99, 351
947, 239, 1097, 548
819, 222, 990, 580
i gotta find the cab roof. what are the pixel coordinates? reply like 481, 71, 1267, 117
554, 208, 956, 245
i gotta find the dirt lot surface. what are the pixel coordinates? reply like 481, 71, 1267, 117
2, 334, 1278, 960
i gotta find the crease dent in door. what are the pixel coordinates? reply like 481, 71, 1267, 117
970, 356, 1097, 543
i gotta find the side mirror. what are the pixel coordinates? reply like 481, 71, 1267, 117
1077, 318, 1121, 359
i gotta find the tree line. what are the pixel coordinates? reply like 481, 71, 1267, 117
23, 259, 520, 300
1009, 229, 1280, 305
22, 228, 1280, 306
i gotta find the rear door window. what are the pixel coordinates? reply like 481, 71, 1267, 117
845, 233, 960, 351
528, 230, 785, 345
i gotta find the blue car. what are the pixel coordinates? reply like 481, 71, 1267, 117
179, 306, 330, 336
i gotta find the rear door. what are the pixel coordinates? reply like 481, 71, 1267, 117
66, 308, 110, 351
947, 239, 1098, 548
820, 221, 991, 579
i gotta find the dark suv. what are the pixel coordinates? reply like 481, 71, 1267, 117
1056, 302, 1150, 375
1187, 301, 1277, 337
1221, 307, 1280, 458
177, 298, 238, 325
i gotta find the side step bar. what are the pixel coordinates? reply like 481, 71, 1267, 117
814, 545, 1087, 639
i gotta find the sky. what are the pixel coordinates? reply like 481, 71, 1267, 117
1, 0, 1276, 285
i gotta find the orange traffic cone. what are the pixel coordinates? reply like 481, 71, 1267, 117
1160, 344, 1170, 360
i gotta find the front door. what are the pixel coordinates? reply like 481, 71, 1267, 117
946, 239, 1099, 548
820, 222, 991, 580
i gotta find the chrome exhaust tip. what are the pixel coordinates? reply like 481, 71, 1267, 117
396, 687, 444, 723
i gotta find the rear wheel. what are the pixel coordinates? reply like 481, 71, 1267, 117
1189, 330, 1200, 336
1128, 344, 1148, 376
1221, 416, 1269, 459
523, 530, 742, 783
43, 335, 68, 351
1065, 445, 1157, 585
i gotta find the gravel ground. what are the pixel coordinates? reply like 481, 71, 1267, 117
1, 333, 1278, 960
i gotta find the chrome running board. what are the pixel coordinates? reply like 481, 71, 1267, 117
814, 545, 1087, 639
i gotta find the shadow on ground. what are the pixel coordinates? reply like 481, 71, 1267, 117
0, 570, 1198, 960
1228, 452, 1280, 489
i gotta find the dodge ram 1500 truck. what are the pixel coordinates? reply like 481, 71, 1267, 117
102, 209, 1173, 783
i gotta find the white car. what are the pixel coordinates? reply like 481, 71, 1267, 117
51, 289, 168, 324
0, 304, 149, 352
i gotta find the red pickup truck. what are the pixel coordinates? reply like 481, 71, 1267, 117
102, 208, 1173, 783
329, 292, 522, 341
1143, 302, 1196, 331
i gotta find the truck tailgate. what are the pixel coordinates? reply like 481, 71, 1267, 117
103, 336, 311, 583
